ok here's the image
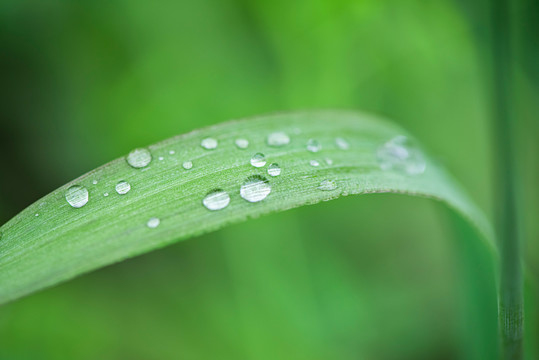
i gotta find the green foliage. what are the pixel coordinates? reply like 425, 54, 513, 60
0, 111, 495, 305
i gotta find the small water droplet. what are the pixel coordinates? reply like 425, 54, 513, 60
169, 150, 175, 155
307, 139, 321, 153
318, 180, 337, 191
235, 138, 249, 149
310, 160, 320, 167
203, 190, 230, 211
92, 180, 98, 185
66, 185, 89, 208
240, 175, 271, 203
158, 156, 164, 161
377, 135, 426, 175
201, 137, 218, 150
126, 148, 152, 168
147, 217, 160, 228
268, 163, 281, 177
183, 161, 193, 170
325, 158, 333, 165
267, 132, 290, 147
250, 153, 266, 168
104, 192, 109, 197
35, 213, 39, 217
335, 137, 350, 150
115, 181, 131, 195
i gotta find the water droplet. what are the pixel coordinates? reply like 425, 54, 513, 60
307, 139, 321, 153
115, 181, 131, 195
92, 180, 98, 185
377, 136, 426, 175
35, 213, 39, 217
66, 185, 89, 208
325, 158, 333, 165
335, 137, 350, 150
158, 156, 164, 161
235, 138, 249, 149
267, 132, 290, 147
240, 175, 271, 203
203, 190, 230, 211
147, 217, 160, 229
318, 180, 337, 191
201, 137, 218, 150
183, 161, 193, 170
310, 160, 320, 167
126, 148, 152, 168
104, 192, 109, 197
169, 150, 175, 155
268, 163, 281, 177
250, 153, 266, 168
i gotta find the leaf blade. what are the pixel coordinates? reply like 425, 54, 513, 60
0, 110, 496, 304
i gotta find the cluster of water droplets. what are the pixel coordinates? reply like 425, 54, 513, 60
376, 135, 426, 175
61, 127, 425, 229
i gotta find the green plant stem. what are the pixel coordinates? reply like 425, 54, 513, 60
491, 0, 524, 358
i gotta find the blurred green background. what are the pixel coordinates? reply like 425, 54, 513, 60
0, 0, 537, 359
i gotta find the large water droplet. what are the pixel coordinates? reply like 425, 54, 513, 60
267, 132, 290, 147
127, 148, 152, 168
310, 160, 320, 167
235, 138, 249, 149
318, 180, 337, 191
240, 175, 271, 203
115, 181, 131, 195
267, 163, 281, 177
250, 153, 266, 168
201, 138, 218, 150
307, 139, 321, 153
203, 190, 230, 210
183, 161, 193, 170
147, 217, 160, 229
66, 185, 89, 208
377, 135, 426, 175
335, 137, 350, 150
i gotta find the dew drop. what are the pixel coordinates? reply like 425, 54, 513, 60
126, 148, 152, 168
310, 160, 320, 167
267, 132, 290, 147
158, 156, 164, 161
250, 153, 266, 168
325, 158, 333, 165
203, 189, 230, 211
147, 217, 160, 229
318, 180, 337, 191
169, 150, 175, 155
267, 163, 281, 177
66, 185, 89, 208
307, 139, 321, 153
92, 180, 98, 185
201, 137, 218, 150
183, 161, 193, 170
377, 135, 426, 175
104, 192, 109, 197
335, 137, 350, 150
115, 181, 131, 195
240, 175, 271, 203
235, 138, 249, 149
35, 213, 39, 217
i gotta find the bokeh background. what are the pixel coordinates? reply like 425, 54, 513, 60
0, 0, 537, 359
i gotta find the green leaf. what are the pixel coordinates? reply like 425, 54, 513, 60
0, 111, 497, 304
